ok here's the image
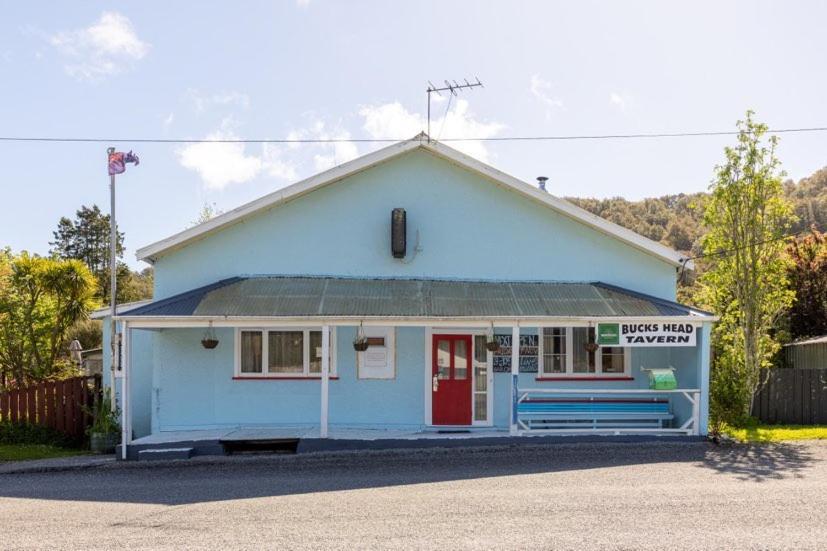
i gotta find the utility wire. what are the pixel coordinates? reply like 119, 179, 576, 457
684, 226, 821, 264
677, 226, 822, 284
0, 127, 825, 144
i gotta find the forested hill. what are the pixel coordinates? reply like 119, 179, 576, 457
566, 166, 827, 254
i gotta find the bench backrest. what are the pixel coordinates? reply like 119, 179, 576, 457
518, 399, 671, 414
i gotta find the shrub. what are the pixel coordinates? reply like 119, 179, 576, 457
0, 421, 76, 448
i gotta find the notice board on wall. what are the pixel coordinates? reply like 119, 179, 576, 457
492, 334, 538, 373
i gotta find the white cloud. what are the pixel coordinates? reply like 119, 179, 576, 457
359, 99, 504, 163
163, 112, 174, 128
261, 143, 298, 181
178, 118, 302, 189
530, 74, 564, 113
177, 122, 263, 190
296, 0, 311, 6
610, 92, 628, 111
187, 89, 250, 114
50, 12, 149, 80
286, 119, 359, 171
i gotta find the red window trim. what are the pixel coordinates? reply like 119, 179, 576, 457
232, 376, 340, 381
534, 376, 634, 381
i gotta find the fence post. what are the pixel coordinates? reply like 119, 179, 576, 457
45, 381, 56, 429
18, 388, 28, 424
9, 388, 19, 424
55, 380, 65, 433
75, 378, 85, 437
37, 382, 46, 426
27, 386, 36, 424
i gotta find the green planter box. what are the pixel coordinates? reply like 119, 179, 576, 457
646, 368, 677, 390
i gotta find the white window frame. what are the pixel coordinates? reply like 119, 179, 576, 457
538, 326, 631, 378
234, 327, 337, 378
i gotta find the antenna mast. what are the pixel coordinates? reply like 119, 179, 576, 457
426, 78, 483, 141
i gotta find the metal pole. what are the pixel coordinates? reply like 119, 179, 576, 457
427, 90, 430, 140
108, 147, 118, 412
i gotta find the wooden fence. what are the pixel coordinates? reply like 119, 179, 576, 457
0, 375, 102, 439
752, 368, 827, 425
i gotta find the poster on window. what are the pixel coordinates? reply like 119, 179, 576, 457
597, 322, 697, 347
492, 334, 538, 373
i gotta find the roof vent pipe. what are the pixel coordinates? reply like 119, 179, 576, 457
537, 176, 549, 192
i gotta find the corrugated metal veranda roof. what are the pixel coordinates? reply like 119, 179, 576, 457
122, 276, 712, 319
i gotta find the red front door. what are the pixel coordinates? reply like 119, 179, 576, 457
432, 334, 473, 425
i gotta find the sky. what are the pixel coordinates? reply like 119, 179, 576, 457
1, 1, 825, 269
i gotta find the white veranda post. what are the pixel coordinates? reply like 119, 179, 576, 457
120, 321, 130, 460
320, 325, 330, 438
510, 325, 520, 435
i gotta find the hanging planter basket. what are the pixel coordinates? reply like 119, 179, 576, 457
353, 322, 369, 352
583, 323, 599, 353
201, 338, 219, 350
485, 325, 500, 352
201, 322, 219, 349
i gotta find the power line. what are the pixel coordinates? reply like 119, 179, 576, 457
684, 226, 820, 264
677, 226, 822, 283
0, 126, 825, 145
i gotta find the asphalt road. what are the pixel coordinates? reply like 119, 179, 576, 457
2, 440, 827, 550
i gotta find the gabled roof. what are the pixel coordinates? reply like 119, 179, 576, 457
137, 134, 692, 269
121, 275, 713, 320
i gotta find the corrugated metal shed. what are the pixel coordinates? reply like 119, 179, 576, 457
785, 336, 827, 369
124, 276, 711, 319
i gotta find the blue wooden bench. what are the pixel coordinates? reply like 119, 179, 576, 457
517, 397, 674, 431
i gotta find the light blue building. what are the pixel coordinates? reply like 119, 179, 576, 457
103, 135, 715, 459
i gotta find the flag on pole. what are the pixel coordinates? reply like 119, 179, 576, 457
108, 150, 140, 175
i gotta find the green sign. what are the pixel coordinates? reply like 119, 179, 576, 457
597, 323, 620, 345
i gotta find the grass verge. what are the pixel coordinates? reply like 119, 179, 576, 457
726, 424, 827, 443
0, 444, 87, 462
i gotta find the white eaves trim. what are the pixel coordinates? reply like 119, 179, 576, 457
136, 134, 692, 269
117, 314, 717, 329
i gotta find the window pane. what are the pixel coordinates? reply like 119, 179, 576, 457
240, 331, 262, 373
436, 339, 451, 379
474, 393, 487, 421
602, 347, 625, 374
268, 331, 304, 374
454, 339, 468, 380
542, 328, 567, 374
473, 336, 488, 391
474, 335, 487, 363
309, 331, 322, 373
572, 327, 596, 373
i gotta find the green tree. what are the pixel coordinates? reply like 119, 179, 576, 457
785, 228, 827, 339
119, 266, 154, 303
50, 204, 153, 303
50, 205, 123, 303
786, 167, 827, 233
698, 111, 795, 427
190, 202, 223, 227
0, 251, 98, 388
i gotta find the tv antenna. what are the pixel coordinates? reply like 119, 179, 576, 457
426, 78, 483, 141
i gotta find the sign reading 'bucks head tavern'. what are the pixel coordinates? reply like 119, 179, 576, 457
597, 322, 697, 347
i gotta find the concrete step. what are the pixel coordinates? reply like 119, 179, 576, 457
137, 447, 194, 461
